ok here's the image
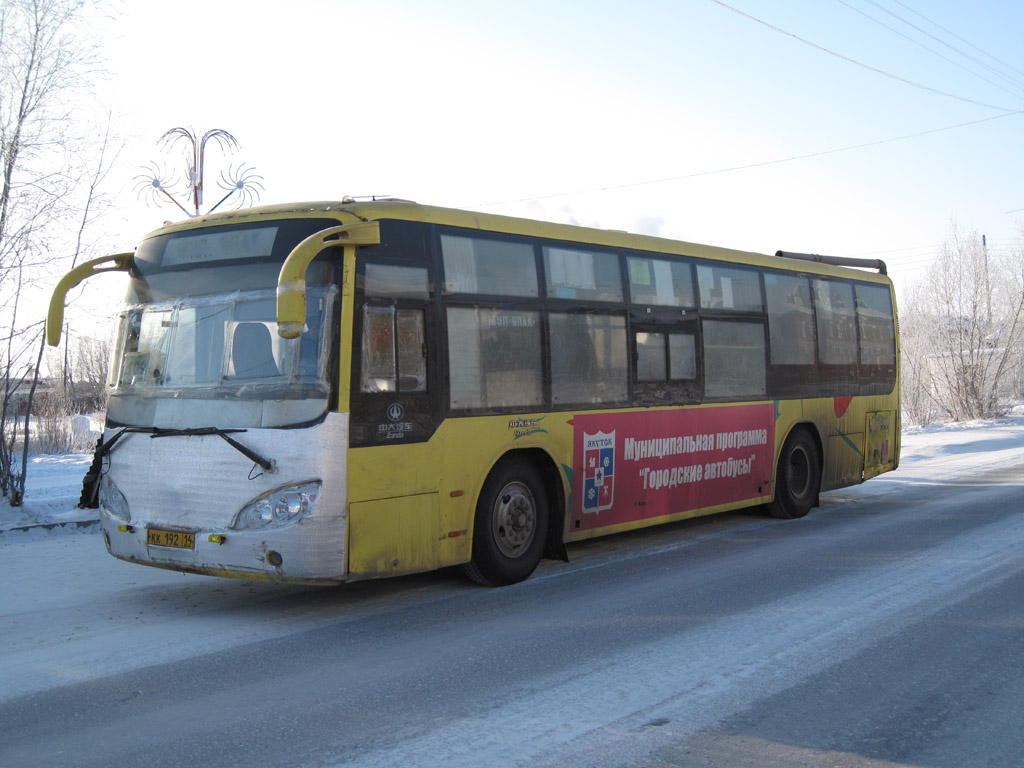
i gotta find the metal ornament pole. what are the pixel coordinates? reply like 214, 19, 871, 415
134, 127, 263, 217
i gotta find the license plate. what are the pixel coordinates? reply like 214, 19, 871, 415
147, 528, 196, 550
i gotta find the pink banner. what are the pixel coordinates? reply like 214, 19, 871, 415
572, 404, 776, 531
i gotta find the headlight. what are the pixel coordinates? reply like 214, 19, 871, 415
231, 480, 321, 531
98, 475, 130, 522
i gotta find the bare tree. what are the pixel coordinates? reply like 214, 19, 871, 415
49, 332, 112, 413
896, 282, 942, 426
1, 0, 112, 505
901, 222, 1024, 423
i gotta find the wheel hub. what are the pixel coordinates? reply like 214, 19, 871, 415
493, 483, 536, 558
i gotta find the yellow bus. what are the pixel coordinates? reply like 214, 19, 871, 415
48, 200, 899, 586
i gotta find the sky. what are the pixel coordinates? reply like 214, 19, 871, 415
68, 0, 1023, 326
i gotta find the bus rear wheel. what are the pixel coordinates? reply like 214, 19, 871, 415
768, 427, 821, 520
463, 457, 549, 586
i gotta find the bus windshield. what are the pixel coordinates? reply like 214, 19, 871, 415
106, 219, 339, 429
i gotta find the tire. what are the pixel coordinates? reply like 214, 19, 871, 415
768, 427, 821, 520
463, 457, 549, 586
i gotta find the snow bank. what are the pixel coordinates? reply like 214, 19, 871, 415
0, 453, 95, 532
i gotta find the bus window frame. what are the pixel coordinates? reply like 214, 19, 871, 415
812, 276, 861, 398
436, 227, 549, 416
628, 306, 703, 406
763, 268, 820, 400
348, 224, 443, 447
626, 255, 703, 405
854, 281, 898, 395
429, 223, 897, 415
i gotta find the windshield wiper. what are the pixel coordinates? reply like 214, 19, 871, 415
149, 427, 274, 471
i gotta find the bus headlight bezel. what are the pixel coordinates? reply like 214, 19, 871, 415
231, 480, 322, 531
98, 475, 130, 522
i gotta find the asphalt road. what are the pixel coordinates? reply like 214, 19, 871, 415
2, 462, 1022, 768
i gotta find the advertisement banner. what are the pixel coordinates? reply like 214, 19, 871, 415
572, 404, 776, 531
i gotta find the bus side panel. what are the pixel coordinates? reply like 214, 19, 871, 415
349, 493, 442, 578
864, 410, 896, 480
824, 433, 864, 490
568, 403, 776, 537
346, 439, 475, 579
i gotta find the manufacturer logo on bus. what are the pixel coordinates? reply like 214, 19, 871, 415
583, 430, 615, 514
378, 402, 413, 440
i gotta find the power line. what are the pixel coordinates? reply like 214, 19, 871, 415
863, 0, 1024, 93
706, 0, 1019, 112
850, 244, 939, 257
835, 0, 1024, 100
889, 0, 1024, 83
468, 111, 1023, 209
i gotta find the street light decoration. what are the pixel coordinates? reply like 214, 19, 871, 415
211, 163, 265, 213
134, 161, 187, 215
135, 127, 263, 217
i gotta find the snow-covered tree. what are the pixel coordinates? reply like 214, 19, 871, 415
902, 222, 1024, 422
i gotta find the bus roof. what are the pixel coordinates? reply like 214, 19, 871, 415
144, 199, 892, 283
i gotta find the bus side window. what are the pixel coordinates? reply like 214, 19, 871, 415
636, 331, 667, 381
627, 257, 695, 308
446, 307, 543, 410
814, 279, 857, 365
813, 278, 858, 397
855, 283, 896, 367
549, 312, 628, 405
669, 333, 697, 380
361, 306, 427, 393
703, 320, 766, 399
855, 282, 897, 395
359, 263, 429, 394
765, 274, 815, 365
396, 309, 426, 391
544, 247, 623, 302
441, 235, 538, 297
697, 265, 763, 311
636, 331, 697, 382
362, 307, 397, 392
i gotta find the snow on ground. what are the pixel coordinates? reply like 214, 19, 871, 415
0, 412, 102, 531
829, 407, 1024, 501
0, 454, 95, 531
1, 408, 1023, 704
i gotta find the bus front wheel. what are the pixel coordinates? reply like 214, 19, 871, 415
768, 428, 821, 520
463, 457, 549, 586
